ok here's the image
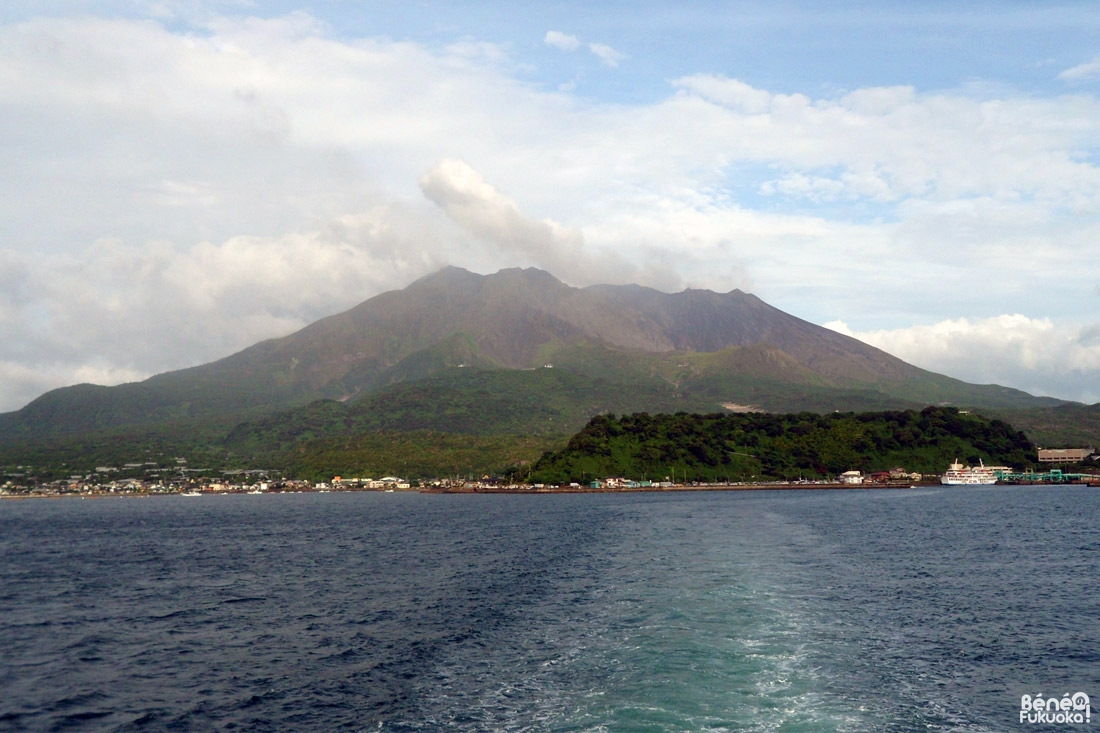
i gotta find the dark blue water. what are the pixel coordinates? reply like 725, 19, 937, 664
1, 486, 1097, 731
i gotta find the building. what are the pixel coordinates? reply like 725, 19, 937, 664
1038, 448, 1094, 463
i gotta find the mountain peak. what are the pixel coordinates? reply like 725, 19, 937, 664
411, 265, 565, 286
0, 265, 1062, 442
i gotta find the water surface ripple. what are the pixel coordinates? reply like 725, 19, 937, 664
1, 486, 1096, 731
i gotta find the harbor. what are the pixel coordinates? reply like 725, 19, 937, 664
994, 468, 1100, 484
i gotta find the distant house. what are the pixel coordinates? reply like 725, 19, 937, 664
839, 470, 863, 485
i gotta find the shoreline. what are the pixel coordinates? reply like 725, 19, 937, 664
419, 481, 922, 494
7, 479, 1097, 500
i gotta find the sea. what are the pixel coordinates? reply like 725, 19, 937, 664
1, 485, 1097, 732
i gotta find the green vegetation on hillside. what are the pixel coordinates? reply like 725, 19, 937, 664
529, 407, 1036, 485
2, 357, 1089, 484
988, 403, 1100, 448
224, 367, 690, 454
2, 264, 1091, 485
279, 431, 565, 483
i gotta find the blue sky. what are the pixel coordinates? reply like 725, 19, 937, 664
10, 2, 1098, 98
1, 1, 1099, 409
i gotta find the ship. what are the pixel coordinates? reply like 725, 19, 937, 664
940, 459, 998, 486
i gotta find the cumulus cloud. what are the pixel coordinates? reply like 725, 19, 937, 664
825, 316, 1100, 403
544, 30, 580, 52
419, 159, 581, 255
419, 159, 663, 288
588, 42, 624, 67
1059, 57, 1100, 82
0, 201, 457, 411
670, 74, 1100, 206
543, 30, 622, 67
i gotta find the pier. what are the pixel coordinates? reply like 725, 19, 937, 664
996, 468, 1100, 485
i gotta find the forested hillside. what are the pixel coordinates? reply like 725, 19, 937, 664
529, 407, 1035, 485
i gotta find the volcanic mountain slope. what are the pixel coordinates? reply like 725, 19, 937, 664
0, 266, 1063, 442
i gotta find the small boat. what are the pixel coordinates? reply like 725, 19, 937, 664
181, 490, 202, 497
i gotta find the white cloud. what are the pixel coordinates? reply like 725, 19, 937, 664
544, 30, 580, 52
588, 42, 624, 67
0, 201, 460, 411
419, 159, 582, 258
1059, 56, 1100, 81
0, 359, 151, 413
543, 31, 622, 68
1, 12, 1100, 411
669, 74, 1100, 206
825, 316, 1100, 403
144, 179, 221, 207
419, 159, 666, 288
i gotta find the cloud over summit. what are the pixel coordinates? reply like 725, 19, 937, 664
419, 159, 660, 288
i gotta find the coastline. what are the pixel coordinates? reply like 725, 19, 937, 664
2, 482, 917, 499
6, 479, 1098, 501
422, 481, 928, 494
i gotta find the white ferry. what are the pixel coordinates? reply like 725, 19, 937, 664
940, 459, 998, 486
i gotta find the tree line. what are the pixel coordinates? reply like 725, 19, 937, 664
528, 406, 1036, 484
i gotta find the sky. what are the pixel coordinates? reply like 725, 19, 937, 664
2, 0, 1100, 411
